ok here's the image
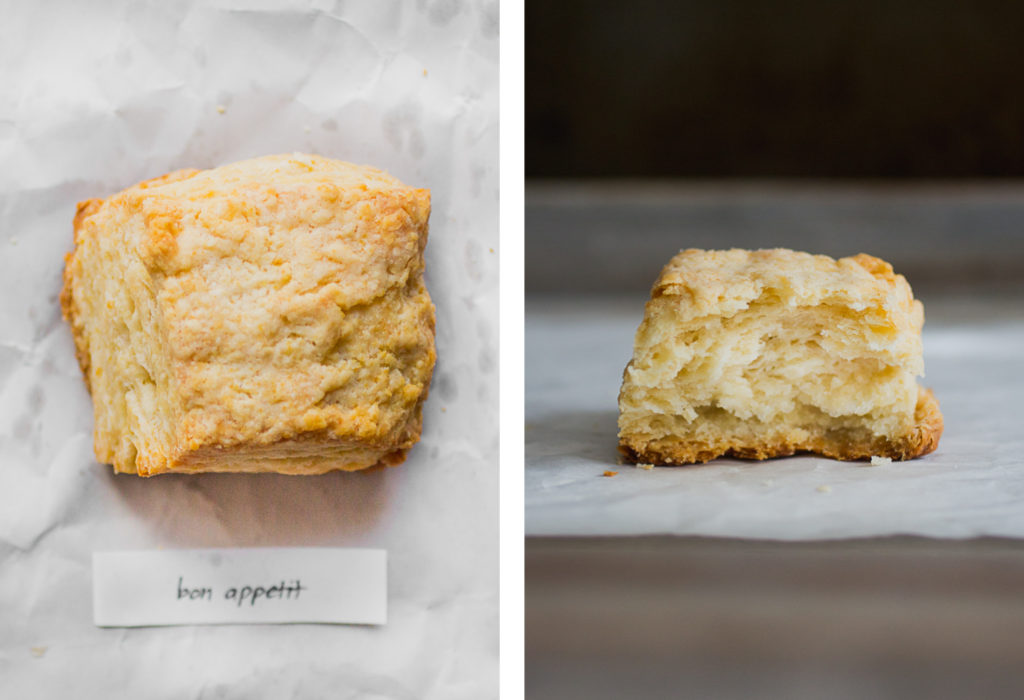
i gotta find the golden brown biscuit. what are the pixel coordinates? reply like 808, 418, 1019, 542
62, 154, 435, 476
618, 248, 942, 465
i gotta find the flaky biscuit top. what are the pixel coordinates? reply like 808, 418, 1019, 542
65, 154, 434, 473
643, 247, 924, 372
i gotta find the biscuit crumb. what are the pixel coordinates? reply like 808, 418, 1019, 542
215, 105, 226, 114
423, 68, 428, 77
440, 406, 447, 413
30, 646, 47, 658
636, 463, 654, 471
870, 455, 892, 466
602, 470, 618, 477
816, 484, 832, 493
489, 247, 494, 253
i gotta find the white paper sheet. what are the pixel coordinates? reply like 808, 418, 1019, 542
526, 296, 1024, 540
0, 2, 498, 696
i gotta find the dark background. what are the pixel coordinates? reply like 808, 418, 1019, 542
527, 0, 1024, 178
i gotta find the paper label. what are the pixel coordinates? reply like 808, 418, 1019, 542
93, 548, 386, 627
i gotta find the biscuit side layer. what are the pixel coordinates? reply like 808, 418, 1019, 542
617, 248, 942, 465
620, 387, 943, 464
63, 197, 180, 473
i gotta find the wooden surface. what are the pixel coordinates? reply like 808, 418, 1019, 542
526, 536, 1024, 699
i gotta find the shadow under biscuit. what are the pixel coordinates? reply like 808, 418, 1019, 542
106, 465, 396, 547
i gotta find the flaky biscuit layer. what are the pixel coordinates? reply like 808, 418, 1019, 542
618, 248, 942, 465
62, 154, 435, 475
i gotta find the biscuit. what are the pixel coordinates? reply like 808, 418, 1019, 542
61, 154, 435, 475
618, 248, 942, 465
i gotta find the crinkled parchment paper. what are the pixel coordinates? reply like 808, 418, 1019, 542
527, 297, 1024, 540
0, 1, 498, 696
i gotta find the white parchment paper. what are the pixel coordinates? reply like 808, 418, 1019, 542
0, 2, 498, 696
526, 297, 1024, 540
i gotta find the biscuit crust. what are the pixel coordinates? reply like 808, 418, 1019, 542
62, 154, 435, 476
620, 387, 943, 465
618, 248, 942, 466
